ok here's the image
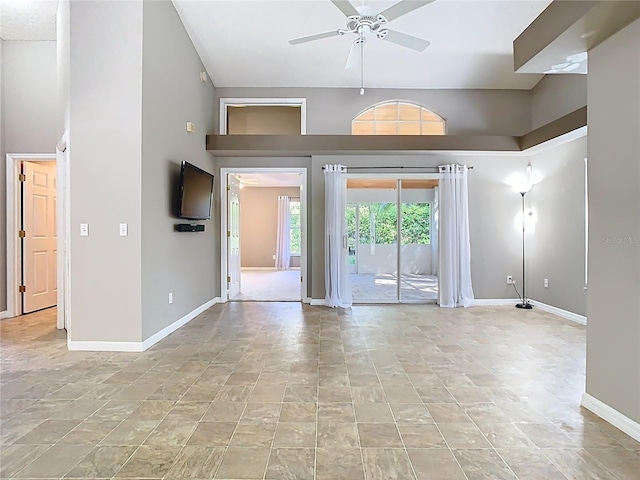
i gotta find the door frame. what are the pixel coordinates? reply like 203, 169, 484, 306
5, 139, 70, 331
345, 172, 441, 304
220, 167, 308, 302
6, 154, 56, 318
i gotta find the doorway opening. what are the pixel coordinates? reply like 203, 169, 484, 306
346, 175, 439, 303
221, 168, 307, 302
6, 154, 58, 318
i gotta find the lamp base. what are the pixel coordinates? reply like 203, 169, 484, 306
515, 302, 533, 310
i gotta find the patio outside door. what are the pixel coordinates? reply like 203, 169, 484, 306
347, 177, 438, 304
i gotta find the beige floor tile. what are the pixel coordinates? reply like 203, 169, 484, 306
14, 419, 81, 444
279, 402, 316, 422
215, 447, 270, 479
14, 445, 93, 478
407, 448, 466, 480
361, 448, 416, 480
187, 422, 237, 446
273, 422, 316, 447
202, 401, 247, 422
357, 423, 403, 448
316, 447, 365, 480
64, 445, 137, 478
115, 444, 182, 478
164, 445, 225, 479
3, 304, 639, 480
265, 447, 314, 480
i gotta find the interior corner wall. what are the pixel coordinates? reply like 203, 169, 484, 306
69, 0, 143, 342
585, 18, 640, 424
140, 0, 216, 341
0, 40, 58, 313
527, 136, 587, 315
530, 74, 587, 130
239, 186, 301, 268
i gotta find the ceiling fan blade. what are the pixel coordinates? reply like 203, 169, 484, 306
289, 30, 341, 45
378, 0, 435, 22
380, 29, 430, 51
330, 0, 359, 17
345, 40, 362, 69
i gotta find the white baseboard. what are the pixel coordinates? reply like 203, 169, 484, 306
310, 299, 325, 306
0, 310, 8, 320
529, 300, 586, 325
141, 297, 220, 350
68, 297, 220, 352
473, 298, 518, 306
581, 392, 640, 442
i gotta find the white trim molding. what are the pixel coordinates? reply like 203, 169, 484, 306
68, 297, 220, 352
310, 299, 325, 306
219, 98, 307, 135
582, 393, 640, 442
472, 299, 519, 306
0, 311, 8, 320
529, 300, 586, 325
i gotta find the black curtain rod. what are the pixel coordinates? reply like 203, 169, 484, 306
321, 165, 474, 170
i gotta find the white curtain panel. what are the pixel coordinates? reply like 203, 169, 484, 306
431, 186, 439, 276
275, 196, 291, 270
438, 165, 475, 307
324, 165, 352, 308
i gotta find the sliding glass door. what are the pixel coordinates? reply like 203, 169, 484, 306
347, 177, 438, 304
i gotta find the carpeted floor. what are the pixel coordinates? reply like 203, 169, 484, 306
231, 268, 302, 301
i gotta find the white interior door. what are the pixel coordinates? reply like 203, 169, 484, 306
227, 174, 241, 299
22, 161, 57, 313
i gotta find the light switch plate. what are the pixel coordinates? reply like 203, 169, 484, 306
119, 223, 128, 236
80, 223, 89, 236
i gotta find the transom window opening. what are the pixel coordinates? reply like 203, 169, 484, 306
352, 101, 445, 135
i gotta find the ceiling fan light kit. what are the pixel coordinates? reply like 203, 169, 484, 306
289, 0, 434, 94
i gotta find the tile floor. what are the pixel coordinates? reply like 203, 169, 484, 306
1, 303, 639, 479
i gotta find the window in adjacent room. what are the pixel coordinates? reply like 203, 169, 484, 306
289, 199, 301, 255
352, 101, 445, 135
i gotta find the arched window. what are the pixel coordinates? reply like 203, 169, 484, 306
352, 101, 445, 135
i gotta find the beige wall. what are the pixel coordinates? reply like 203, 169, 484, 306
69, 0, 143, 342
528, 136, 587, 315
0, 41, 58, 312
215, 87, 532, 136
240, 187, 301, 267
530, 74, 587, 130
585, 19, 640, 424
228, 106, 301, 134
140, 0, 217, 341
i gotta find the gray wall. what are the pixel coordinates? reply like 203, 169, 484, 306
215, 87, 532, 136
69, 0, 143, 342
528, 136, 587, 315
0, 40, 58, 312
239, 186, 301, 267
530, 74, 587, 130
140, 0, 217, 341
586, 19, 640, 424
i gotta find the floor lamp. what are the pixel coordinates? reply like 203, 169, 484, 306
516, 186, 532, 309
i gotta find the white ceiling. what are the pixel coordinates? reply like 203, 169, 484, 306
0, 0, 554, 89
0, 0, 57, 40
173, 0, 552, 90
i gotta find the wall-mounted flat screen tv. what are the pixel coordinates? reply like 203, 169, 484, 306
177, 161, 214, 220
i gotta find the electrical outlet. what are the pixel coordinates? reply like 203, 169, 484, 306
544, 278, 549, 288
168, 293, 173, 304
506, 275, 513, 285
272, 254, 276, 260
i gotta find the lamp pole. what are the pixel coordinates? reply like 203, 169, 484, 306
516, 191, 532, 309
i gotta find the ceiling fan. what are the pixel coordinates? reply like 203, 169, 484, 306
288, 0, 434, 70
